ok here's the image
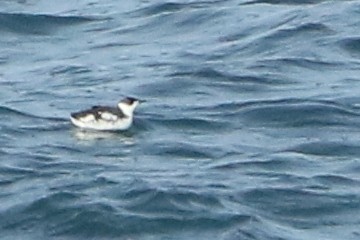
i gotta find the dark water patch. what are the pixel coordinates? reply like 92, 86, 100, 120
0, 152, 72, 182
145, 141, 228, 159
19, 122, 70, 132
0, 12, 94, 35
169, 67, 286, 87
37, 161, 106, 174
130, 1, 220, 17
340, 37, 360, 57
93, 176, 118, 186
256, 57, 342, 72
90, 41, 140, 50
1, 191, 83, 229
0, 105, 67, 122
175, 8, 224, 29
122, 187, 222, 214
140, 60, 173, 70
211, 158, 297, 172
1, 179, 251, 237
235, 22, 334, 60
223, 216, 298, 240
132, 2, 190, 16
267, 22, 333, 41
135, 78, 197, 97
238, 99, 360, 128
24, 192, 82, 213
50, 65, 92, 76
0, 105, 40, 119
48, 204, 122, 237
40, 144, 84, 154
49, 177, 118, 194
0, 55, 8, 65
164, 67, 288, 94
51, 210, 251, 238
240, 187, 360, 228
196, 99, 358, 128
168, 68, 289, 93
244, 0, 326, 5
286, 141, 360, 157
20, 152, 59, 166
339, 161, 360, 176
0, 126, 27, 139
115, 10, 179, 37
312, 174, 359, 187
0, 166, 37, 186
151, 116, 229, 132
0, 105, 68, 136
218, 30, 251, 44
122, 2, 224, 39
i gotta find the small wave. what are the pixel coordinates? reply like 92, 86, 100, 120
143, 141, 228, 159
168, 68, 284, 85
47, 186, 250, 237
132, 2, 189, 17
236, 99, 360, 128
0, 105, 68, 134
51, 209, 251, 237
121, 187, 223, 213
286, 141, 360, 157
90, 41, 140, 50
211, 158, 292, 171
243, 0, 325, 5
1, 191, 83, 230
340, 37, 360, 57
188, 98, 359, 128
240, 187, 360, 229
0, 12, 95, 35
312, 174, 359, 186
0, 106, 66, 122
136, 78, 196, 97
159, 68, 285, 94
151, 116, 228, 131
254, 56, 342, 72
0, 166, 37, 186
266, 22, 334, 41
129, 1, 218, 17
1, 182, 253, 237
50, 65, 92, 76
0, 105, 34, 118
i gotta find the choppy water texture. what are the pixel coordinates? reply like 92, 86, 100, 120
1, 0, 360, 239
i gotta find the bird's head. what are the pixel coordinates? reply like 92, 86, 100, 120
117, 97, 143, 116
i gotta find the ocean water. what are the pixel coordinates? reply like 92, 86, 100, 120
1, 0, 360, 239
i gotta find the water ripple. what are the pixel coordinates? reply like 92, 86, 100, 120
244, 0, 326, 5
340, 37, 360, 57
130, 1, 221, 17
0, 12, 95, 34
286, 141, 360, 157
241, 187, 360, 224
0, 105, 66, 122
236, 99, 360, 128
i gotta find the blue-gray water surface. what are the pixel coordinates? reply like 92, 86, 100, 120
1, 0, 360, 239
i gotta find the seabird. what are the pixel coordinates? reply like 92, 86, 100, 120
70, 97, 142, 131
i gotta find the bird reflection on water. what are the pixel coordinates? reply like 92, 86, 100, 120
71, 128, 136, 145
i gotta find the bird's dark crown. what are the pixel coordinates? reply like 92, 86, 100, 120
122, 97, 139, 105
